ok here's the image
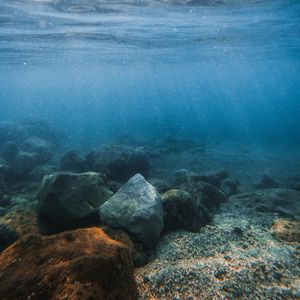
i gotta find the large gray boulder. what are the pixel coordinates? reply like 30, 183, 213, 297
98, 174, 164, 249
37, 172, 113, 230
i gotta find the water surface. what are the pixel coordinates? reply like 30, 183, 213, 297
0, 0, 300, 148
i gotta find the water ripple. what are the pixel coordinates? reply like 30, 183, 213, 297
0, 0, 299, 64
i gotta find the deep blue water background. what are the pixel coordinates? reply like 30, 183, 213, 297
0, 0, 300, 149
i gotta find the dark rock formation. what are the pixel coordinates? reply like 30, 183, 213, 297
220, 178, 238, 196
86, 144, 150, 181
9, 151, 39, 176
0, 223, 19, 252
37, 172, 113, 230
179, 181, 227, 214
59, 150, 87, 172
162, 189, 211, 232
149, 178, 172, 193
255, 174, 280, 189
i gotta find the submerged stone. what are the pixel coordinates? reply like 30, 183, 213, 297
0, 223, 19, 252
0, 228, 137, 300
86, 144, 150, 181
98, 174, 164, 249
162, 189, 211, 232
220, 178, 238, 196
59, 150, 87, 172
255, 174, 280, 189
9, 151, 39, 176
179, 181, 227, 213
37, 172, 113, 230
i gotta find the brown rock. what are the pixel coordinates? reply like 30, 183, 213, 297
0, 227, 137, 300
271, 219, 300, 243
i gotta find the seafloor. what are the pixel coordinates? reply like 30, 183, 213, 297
0, 121, 299, 300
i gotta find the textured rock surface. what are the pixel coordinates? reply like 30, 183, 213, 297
38, 172, 113, 230
59, 150, 87, 172
220, 178, 238, 196
99, 174, 164, 249
9, 151, 39, 176
162, 189, 211, 232
0, 223, 19, 252
179, 180, 227, 213
86, 144, 150, 181
0, 227, 137, 300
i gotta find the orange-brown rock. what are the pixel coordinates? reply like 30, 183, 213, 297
271, 219, 300, 243
0, 227, 137, 300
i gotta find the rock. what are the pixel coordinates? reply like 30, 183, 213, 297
286, 176, 300, 192
37, 172, 113, 230
0, 195, 12, 207
9, 151, 39, 177
179, 181, 227, 213
230, 189, 300, 220
256, 174, 280, 189
98, 174, 164, 249
0, 223, 19, 252
106, 180, 123, 193
22, 136, 54, 164
162, 189, 211, 232
132, 250, 151, 267
0, 179, 8, 195
220, 178, 238, 196
1, 141, 19, 163
149, 178, 172, 193
0, 228, 137, 300
271, 219, 300, 243
59, 150, 87, 172
86, 144, 150, 181
197, 170, 230, 188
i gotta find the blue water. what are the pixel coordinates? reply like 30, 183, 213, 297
0, 0, 300, 149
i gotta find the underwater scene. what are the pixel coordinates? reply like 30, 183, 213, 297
0, 0, 300, 299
